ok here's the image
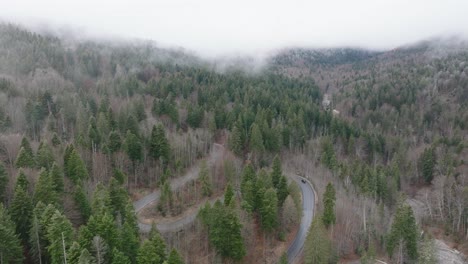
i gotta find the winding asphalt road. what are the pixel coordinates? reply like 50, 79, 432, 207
133, 148, 316, 263
133, 143, 224, 233
286, 175, 316, 263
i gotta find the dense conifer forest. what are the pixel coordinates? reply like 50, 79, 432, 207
0, 23, 466, 263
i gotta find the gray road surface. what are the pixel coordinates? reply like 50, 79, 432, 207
286, 175, 316, 263
133, 144, 224, 233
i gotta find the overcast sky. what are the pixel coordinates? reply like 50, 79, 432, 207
1, 0, 467, 57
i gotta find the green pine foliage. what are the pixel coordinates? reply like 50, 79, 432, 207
149, 124, 171, 164
0, 162, 7, 202
34, 168, 58, 206
10, 184, 33, 242
0, 203, 24, 263
198, 160, 212, 197
387, 201, 418, 262
36, 141, 54, 170
199, 201, 246, 261
46, 210, 74, 264
260, 188, 278, 231
322, 183, 336, 228
305, 216, 332, 264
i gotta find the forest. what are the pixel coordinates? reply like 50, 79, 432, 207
0, 23, 466, 264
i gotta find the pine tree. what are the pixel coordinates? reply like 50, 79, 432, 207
321, 137, 337, 170
63, 144, 75, 177
51, 132, 61, 146
125, 131, 143, 167
34, 168, 58, 206
167, 248, 184, 264
224, 183, 234, 207
387, 202, 418, 262
199, 160, 212, 197
29, 213, 46, 264
65, 149, 89, 183
149, 124, 170, 164
419, 147, 436, 183
112, 248, 131, 264
279, 253, 288, 264
276, 175, 289, 207
0, 162, 7, 202
108, 131, 122, 154
78, 248, 96, 264
0, 203, 24, 264
271, 155, 282, 188
249, 123, 264, 153
228, 125, 243, 156
46, 210, 74, 264
15, 169, 29, 191
10, 184, 33, 242
305, 216, 331, 264
68, 241, 83, 264
74, 184, 92, 221
118, 221, 139, 263
260, 188, 278, 231
137, 240, 161, 264
36, 141, 54, 170
16, 146, 35, 168
322, 183, 336, 228
158, 181, 172, 216
209, 205, 246, 260
16, 137, 35, 168
49, 162, 64, 194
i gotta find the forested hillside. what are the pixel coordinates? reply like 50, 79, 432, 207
0, 23, 466, 264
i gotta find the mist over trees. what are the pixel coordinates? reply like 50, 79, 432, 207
0, 22, 466, 263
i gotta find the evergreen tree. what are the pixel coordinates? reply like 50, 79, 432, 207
30, 213, 46, 264
387, 202, 418, 262
321, 137, 337, 170
108, 131, 122, 154
271, 155, 282, 188
112, 248, 131, 264
260, 188, 278, 231
118, 221, 139, 263
167, 248, 184, 264
16, 146, 35, 168
16, 137, 35, 168
149, 124, 170, 164
137, 240, 162, 264
78, 248, 96, 264
199, 160, 212, 197
68, 242, 83, 264
46, 210, 74, 264
419, 147, 436, 183
228, 125, 243, 156
137, 226, 167, 264
224, 183, 234, 207
49, 162, 64, 194
124, 131, 143, 167
15, 169, 29, 191
0, 203, 24, 264
0, 162, 7, 202
305, 217, 331, 264
158, 181, 172, 216
36, 141, 54, 170
204, 202, 246, 261
34, 168, 58, 206
10, 184, 33, 242
276, 175, 289, 207
322, 183, 336, 228
74, 184, 92, 221
51, 132, 61, 146
63, 144, 75, 176
249, 123, 264, 153
65, 149, 88, 183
